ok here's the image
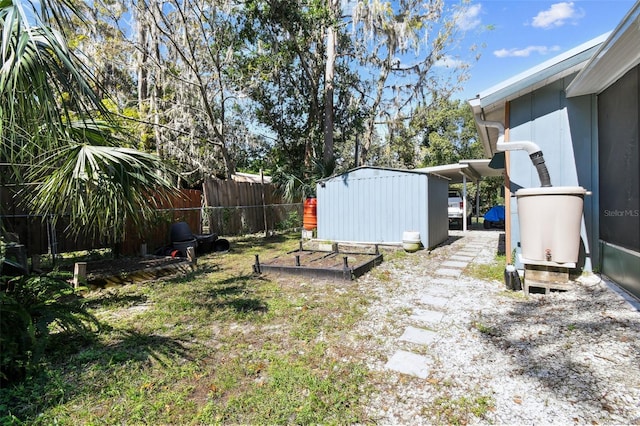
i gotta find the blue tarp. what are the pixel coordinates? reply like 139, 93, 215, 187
484, 205, 505, 222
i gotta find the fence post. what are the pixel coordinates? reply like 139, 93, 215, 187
186, 246, 197, 265
31, 255, 41, 273
261, 169, 269, 236
73, 262, 87, 289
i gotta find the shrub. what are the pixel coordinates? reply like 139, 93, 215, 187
0, 274, 100, 384
277, 210, 301, 231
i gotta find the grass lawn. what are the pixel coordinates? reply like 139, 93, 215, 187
1, 232, 375, 424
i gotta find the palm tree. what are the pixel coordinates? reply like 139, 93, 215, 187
0, 0, 176, 247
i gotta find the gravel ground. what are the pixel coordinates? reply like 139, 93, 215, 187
353, 230, 640, 425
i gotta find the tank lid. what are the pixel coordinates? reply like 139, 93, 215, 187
516, 186, 586, 196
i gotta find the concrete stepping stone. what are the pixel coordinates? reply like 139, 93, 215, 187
435, 268, 461, 277
428, 277, 458, 286
399, 326, 438, 345
465, 244, 485, 250
410, 309, 445, 324
450, 255, 474, 261
442, 260, 468, 268
384, 350, 430, 379
419, 294, 449, 308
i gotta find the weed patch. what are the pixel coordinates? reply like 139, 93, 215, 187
465, 254, 506, 282
0, 232, 375, 424
427, 392, 495, 425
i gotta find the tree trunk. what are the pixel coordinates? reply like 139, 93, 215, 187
136, 18, 149, 144
323, 2, 338, 166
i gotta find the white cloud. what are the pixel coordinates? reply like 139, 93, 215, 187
435, 55, 467, 68
455, 4, 482, 31
493, 45, 561, 58
531, 2, 585, 29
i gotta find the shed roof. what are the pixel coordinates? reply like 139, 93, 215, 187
319, 166, 436, 184
468, 34, 608, 157
321, 161, 502, 186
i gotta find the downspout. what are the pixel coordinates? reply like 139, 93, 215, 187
475, 118, 552, 187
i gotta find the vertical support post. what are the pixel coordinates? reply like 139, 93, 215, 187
261, 169, 269, 237
73, 262, 87, 289
186, 246, 197, 265
504, 106, 513, 265
31, 255, 41, 273
295, 255, 300, 266
476, 178, 481, 224
462, 174, 468, 232
140, 243, 148, 257
343, 256, 349, 269
254, 254, 261, 274
47, 216, 58, 266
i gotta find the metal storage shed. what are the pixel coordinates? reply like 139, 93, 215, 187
316, 167, 449, 249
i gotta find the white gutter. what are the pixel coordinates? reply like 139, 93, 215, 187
474, 117, 552, 187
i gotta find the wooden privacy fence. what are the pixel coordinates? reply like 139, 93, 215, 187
2, 180, 301, 257
203, 177, 302, 236
119, 189, 202, 256
1, 187, 202, 257
1, 185, 97, 256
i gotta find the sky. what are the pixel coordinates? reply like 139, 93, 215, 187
452, 0, 637, 100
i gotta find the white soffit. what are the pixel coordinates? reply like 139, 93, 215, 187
566, 2, 640, 97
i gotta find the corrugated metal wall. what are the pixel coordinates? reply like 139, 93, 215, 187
316, 167, 448, 248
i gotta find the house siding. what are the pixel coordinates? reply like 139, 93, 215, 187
316, 168, 448, 248
508, 76, 597, 271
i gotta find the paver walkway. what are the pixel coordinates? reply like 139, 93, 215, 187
384, 231, 500, 378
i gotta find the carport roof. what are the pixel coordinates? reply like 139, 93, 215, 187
416, 159, 503, 184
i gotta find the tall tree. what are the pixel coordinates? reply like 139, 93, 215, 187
323, 0, 340, 166
239, 0, 327, 175
0, 0, 175, 245
238, 0, 367, 192
348, 0, 474, 165
412, 96, 482, 167
132, 0, 244, 179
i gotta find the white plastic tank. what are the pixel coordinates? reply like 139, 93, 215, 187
402, 231, 421, 253
516, 186, 586, 264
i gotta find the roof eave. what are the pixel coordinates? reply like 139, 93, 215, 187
468, 34, 607, 155
566, 3, 640, 97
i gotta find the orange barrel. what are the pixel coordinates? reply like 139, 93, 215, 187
303, 197, 317, 230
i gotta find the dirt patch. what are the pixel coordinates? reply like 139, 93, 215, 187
257, 248, 383, 280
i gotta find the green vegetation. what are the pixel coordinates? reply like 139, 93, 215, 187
471, 320, 500, 337
0, 275, 100, 384
465, 254, 507, 283
0, 233, 373, 424
427, 393, 495, 425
